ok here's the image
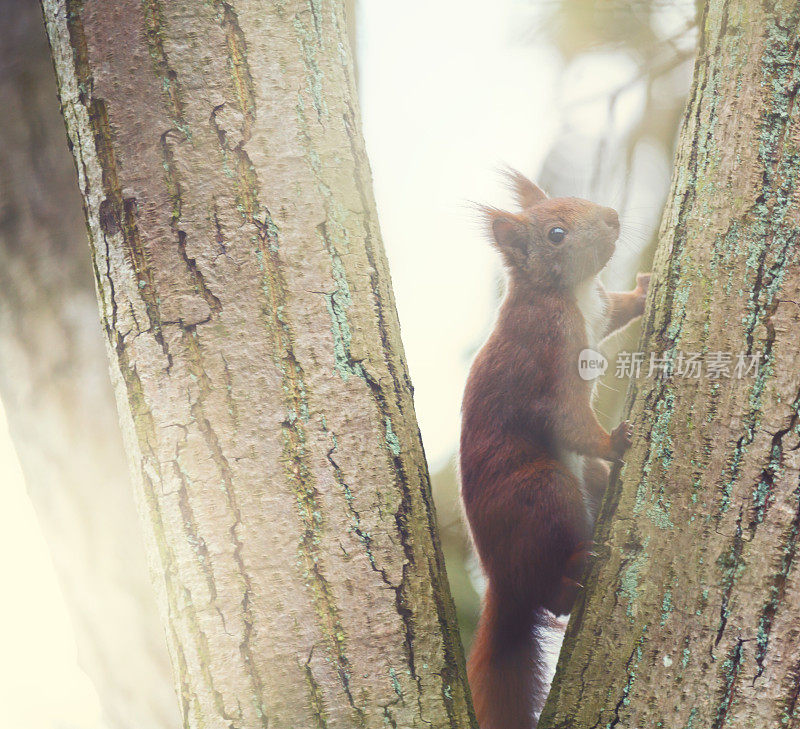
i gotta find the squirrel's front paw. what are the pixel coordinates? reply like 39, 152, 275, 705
610, 420, 633, 460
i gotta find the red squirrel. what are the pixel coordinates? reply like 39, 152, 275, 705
459, 170, 650, 729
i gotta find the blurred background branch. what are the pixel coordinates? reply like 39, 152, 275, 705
0, 3, 177, 728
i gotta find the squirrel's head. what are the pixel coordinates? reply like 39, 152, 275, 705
482, 170, 619, 290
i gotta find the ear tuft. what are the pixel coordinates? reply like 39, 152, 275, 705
501, 167, 548, 209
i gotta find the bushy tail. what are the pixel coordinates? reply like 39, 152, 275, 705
467, 587, 557, 729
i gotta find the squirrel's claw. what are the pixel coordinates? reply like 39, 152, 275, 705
610, 420, 633, 459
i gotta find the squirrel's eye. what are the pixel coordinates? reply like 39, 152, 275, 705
548, 226, 566, 244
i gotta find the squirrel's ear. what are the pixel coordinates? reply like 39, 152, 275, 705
502, 168, 548, 209
480, 206, 528, 253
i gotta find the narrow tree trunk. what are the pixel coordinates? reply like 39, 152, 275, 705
0, 5, 178, 728
41, 2, 475, 727
540, 2, 800, 727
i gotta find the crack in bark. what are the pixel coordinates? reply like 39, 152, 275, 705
160, 130, 224, 321
177, 323, 268, 728
141, 0, 187, 126
190, 398, 269, 729
177, 230, 223, 315
589, 630, 645, 729
712, 638, 744, 729
715, 507, 744, 648
782, 652, 800, 725
304, 646, 331, 729
747, 381, 800, 536
753, 478, 800, 681
217, 2, 257, 137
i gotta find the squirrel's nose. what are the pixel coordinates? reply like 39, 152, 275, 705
602, 207, 620, 231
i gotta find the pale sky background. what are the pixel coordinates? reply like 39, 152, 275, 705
0, 2, 691, 726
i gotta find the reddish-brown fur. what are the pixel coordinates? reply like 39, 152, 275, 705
460, 172, 649, 728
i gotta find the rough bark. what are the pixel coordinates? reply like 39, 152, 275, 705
540, 2, 800, 727
40, 1, 475, 727
0, 5, 178, 728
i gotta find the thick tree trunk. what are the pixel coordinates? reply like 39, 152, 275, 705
540, 2, 800, 727
0, 5, 178, 729
40, 1, 475, 728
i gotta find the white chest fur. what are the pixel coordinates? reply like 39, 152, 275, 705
559, 278, 608, 506
573, 278, 607, 349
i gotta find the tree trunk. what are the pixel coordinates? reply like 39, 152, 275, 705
540, 2, 800, 727
0, 5, 178, 728
40, 1, 475, 727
